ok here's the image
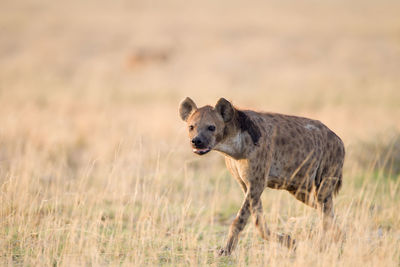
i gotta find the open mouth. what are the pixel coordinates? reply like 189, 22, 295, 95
192, 147, 211, 155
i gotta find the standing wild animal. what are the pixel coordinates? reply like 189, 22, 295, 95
179, 97, 345, 256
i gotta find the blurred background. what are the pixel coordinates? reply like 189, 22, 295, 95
1, 0, 399, 141
1, 0, 400, 265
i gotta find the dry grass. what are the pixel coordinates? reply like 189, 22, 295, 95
1, 0, 400, 266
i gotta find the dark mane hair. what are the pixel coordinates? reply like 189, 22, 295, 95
236, 110, 261, 146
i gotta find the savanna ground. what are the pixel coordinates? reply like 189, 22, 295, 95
1, 0, 400, 266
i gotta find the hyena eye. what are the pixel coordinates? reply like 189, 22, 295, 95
189, 125, 194, 131
208, 125, 216, 132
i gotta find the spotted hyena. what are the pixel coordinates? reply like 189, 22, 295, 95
179, 97, 345, 256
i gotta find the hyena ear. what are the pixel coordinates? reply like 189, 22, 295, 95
179, 97, 197, 121
215, 98, 234, 122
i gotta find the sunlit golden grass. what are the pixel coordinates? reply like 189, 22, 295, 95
1, 106, 399, 266
1, 0, 400, 265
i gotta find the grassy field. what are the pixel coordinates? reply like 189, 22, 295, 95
1, 0, 400, 265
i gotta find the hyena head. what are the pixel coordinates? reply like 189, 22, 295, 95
179, 97, 235, 155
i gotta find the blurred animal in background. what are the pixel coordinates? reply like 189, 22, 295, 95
126, 47, 173, 69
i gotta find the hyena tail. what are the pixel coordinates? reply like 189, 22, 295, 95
333, 143, 345, 196
333, 172, 342, 196
319, 139, 345, 198
315, 162, 344, 202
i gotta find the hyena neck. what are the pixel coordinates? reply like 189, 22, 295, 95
214, 131, 246, 159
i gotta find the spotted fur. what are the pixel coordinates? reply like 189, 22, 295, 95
179, 97, 345, 256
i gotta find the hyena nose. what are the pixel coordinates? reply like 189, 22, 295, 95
191, 137, 203, 147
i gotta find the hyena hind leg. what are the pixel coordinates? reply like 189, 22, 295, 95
289, 182, 344, 241
316, 177, 344, 241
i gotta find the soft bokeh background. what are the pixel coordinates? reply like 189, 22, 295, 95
1, 0, 399, 265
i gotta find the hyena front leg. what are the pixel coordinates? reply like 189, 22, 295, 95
251, 195, 296, 249
218, 192, 252, 256
249, 186, 296, 249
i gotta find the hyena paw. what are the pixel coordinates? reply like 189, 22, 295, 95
286, 235, 297, 250
278, 234, 297, 250
217, 248, 231, 256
